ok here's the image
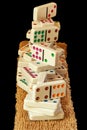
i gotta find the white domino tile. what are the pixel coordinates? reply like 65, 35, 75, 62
24, 93, 60, 109
33, 2, 57, 20
29, 25, 60, 44
28, 60, 55, 72
31, 43, 60, 66
32, 18, 54, 28
28, 107, 64, 120
24, 104, 61, 116
28, 80, 66, 101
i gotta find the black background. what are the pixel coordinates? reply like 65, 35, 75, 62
1, 0, 81, 130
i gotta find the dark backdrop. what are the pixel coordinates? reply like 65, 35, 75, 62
1, 0, 81, 130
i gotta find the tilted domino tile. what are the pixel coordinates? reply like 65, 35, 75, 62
45, 73, 64, 82
33, 2, 57, 20
17, 76, 30, 92
24, 93, 60, 109
31, 43, 63, 66
18, 43, 30, 57
28, 80, 66, 101
23, 104, 61, 116
28, 25, 60, 44
55, 65, 67, 75
28, 60, 55, 72
22, 66, 39, 84
32, 18, 54, 28
28, 107, 64, 120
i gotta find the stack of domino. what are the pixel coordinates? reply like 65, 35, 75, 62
16, 2, 68, 121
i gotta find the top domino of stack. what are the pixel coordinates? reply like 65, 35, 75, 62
33, 2, 57, 21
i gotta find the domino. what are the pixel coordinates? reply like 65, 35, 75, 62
28, 60, 55, 72
28, 80, 66, 101
31, 43, 64, 66
27, 25, 60, 43
33, 2, 57, 20
28, 107, 64, 120
18, 43, 30, 57
23, 104, 61, 116
32, 18, 54, 28
24, 94, 60, 109
22, 67, 39, 84
45, 73, 64, 82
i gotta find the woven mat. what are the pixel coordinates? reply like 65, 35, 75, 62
14, 41, 77, 130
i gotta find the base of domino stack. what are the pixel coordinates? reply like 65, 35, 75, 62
28, 107, 64, 120
14, 41, 78, 130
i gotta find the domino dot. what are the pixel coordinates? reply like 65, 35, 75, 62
55, 29, 58, 32
48, 30, 51, 33
33, 46, 35, 50
36, 47, 38, 51
44, 59, 48, 62
38, 31, 41, 34
61, 92, 64, 96
36, 62, 40, 64
34, 40, 37, 42
32, 54, 35, 58
53, 85, 56, 89
42, 30, 45, 34
38, 39, 40, 42
57, 93, 60, 97
36, 88, 40, 92
53, 100, 57, 103
44, 95, 48, 99
34, 31, 37, 35
45, 86, 49, 90
34, 36, 37, 39
57, 85, 60, 88
39, 57, 41, 60
48, 14, 51, 17
54, 5, 57, 8
39, 48, 42, 52
54, 37, 57, 40
44, 100, 48, 102
61, 84, 65, 88
36, 51, 38, 55
47, 38, 50, 41
52, 94, 56, 97
51, 53, 55, 57
51, 9, 53, 13
36, 97, 40, 100
36, 55, 38, 59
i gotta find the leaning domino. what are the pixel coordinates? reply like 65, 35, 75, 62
33, 2, 57, 20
